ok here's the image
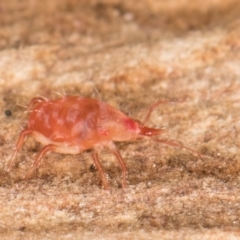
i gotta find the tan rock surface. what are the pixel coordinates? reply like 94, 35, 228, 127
0, 0, 240, 239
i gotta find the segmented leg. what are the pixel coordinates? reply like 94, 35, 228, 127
152, 138, 207, 160
8, 128, 33, 170
24, 144, 56, 179
108, 142, 127, 188
92, 151, 109, 190
143, 99, 183, 124
27, 97, 47, 110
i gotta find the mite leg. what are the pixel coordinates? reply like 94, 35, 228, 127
152, 138, 207, 160
27, 97, 47, 111
92, 151, 109, 190
143, 100, 170, 124
8, 128, 33, 170
108, 142, 127, 188
143, 99, 183, 124
25, 144, 56, 179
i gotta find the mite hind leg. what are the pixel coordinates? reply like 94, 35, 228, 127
24, 144, 83, 179
8, 128, 33, 170
24, 144, 57, 179
27, 97, 47, 111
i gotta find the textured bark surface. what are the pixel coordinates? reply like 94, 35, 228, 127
0, 0, 240, 239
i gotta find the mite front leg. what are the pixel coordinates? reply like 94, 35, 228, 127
152, 138, 207, 160
108, 142, 127, 188
92, 150, 109, 190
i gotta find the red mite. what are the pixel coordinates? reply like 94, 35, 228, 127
9, 96, 202, 190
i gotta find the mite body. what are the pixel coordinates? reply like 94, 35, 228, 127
9, 96, 201, 190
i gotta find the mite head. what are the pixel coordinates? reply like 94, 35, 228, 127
137, 121, 165, 137
110, 117, 165, 142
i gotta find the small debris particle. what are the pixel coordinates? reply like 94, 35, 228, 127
5, 109, 12, 117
